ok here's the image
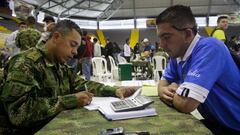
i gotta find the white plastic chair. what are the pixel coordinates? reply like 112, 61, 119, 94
152, 56, 167, 81
117, 54, 127, 64
108, 56, 119, 80
92, 57, 112, 82
134, 54, 141, 61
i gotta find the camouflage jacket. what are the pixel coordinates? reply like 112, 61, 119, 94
0, 43, 117, 134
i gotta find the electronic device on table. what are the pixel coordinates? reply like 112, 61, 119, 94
110, 88, 154, 112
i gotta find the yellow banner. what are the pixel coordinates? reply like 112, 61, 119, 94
96, 30, 106, 47
129, 28, 139, 49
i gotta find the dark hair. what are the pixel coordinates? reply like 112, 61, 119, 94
126, 38, 129, 43
26, 16, 36, 25
156, 5, 197, 35
43, 16, 55, 23
19, 21, 26, 26
83, 30, 88, 36
93, 38, 98, 43
231, 35, 237, 40
49, 20, 82, 38
217, 16, 228, 23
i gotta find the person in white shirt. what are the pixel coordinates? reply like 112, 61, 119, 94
5, 22, 27, 56
123, 38, 131, 62
93, 38, 102, 57
39, 16, 55, 43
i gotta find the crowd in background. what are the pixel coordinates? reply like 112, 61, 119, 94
1, 15, 240, 80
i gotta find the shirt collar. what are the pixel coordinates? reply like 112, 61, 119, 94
177, 33, 201, 63
36, 42, 55, 67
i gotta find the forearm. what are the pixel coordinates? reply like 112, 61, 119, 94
173, 93, 200, 113
74, 76, 117, 97
5, 94, 78, 127
158, 80, 170, 90
1, 82, 78, 127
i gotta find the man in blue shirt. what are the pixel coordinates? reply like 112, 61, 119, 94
157, 5, 240, 134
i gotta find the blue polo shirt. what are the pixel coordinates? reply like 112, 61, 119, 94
162, 34, 240, 131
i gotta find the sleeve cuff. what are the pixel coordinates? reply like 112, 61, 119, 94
59, 94, 78, 109
176, 82, 209, 103
160, 76, 166, 80
100, 86, 117, 97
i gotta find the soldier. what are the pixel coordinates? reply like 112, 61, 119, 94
15, 28, 41, 51
0, 20, 137, 135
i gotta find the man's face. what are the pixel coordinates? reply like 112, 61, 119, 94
19, 24, 27, 31
143, 41, 149, 46
156, 23, 190, 58
52, 29, 81, 63
218, 18, 228, 30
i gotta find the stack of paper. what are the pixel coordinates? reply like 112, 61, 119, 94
98, 102, 157, 120
121, 80, 156, 87
84, 89, 157, 120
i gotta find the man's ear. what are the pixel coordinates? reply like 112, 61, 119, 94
185, 29, 194, 43
52, 31, 61, 43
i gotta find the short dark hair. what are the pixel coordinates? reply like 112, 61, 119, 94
83, 30, 88, 36
93, 38, 98, 43
126, 38, 129, 43
217, 16, 228, 23
26, 16, 36, 25
19, 21, 26, 26
156, 5, 197, 35
43, 16, 55, 23
49, 20, 82, 38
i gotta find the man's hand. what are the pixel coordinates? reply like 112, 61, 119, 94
158, 83, 179, 106
75, 91, 93, 107
115, 86, 139, 99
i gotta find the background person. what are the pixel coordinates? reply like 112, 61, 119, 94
4, 21, 27, 56
211, 16, 229, 43
123, 38, 131, 62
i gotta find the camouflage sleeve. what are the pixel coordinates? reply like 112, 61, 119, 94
72, 74, 117, 97
0, 56, 78, 127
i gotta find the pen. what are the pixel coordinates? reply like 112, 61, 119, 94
125, 131, 150, 135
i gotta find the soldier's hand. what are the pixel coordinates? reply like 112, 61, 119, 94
75, 91, 93, 107
116, 86, 140, 99
158, 83, 179, 106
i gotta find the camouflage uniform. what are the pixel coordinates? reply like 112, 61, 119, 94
0, 42, 117, 134
15, 28, 41, 51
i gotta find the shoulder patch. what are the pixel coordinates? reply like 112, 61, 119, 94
25, 48, 42, 62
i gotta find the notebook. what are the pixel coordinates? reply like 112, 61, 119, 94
141, 86, 158, 96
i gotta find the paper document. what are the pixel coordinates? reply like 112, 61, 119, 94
121, 80, 156, 87
84, 89, 142, 110
84, 88, 157, 120
84, 97, 119, 111
141, 87, 158, 96
98, 102, 157, 120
